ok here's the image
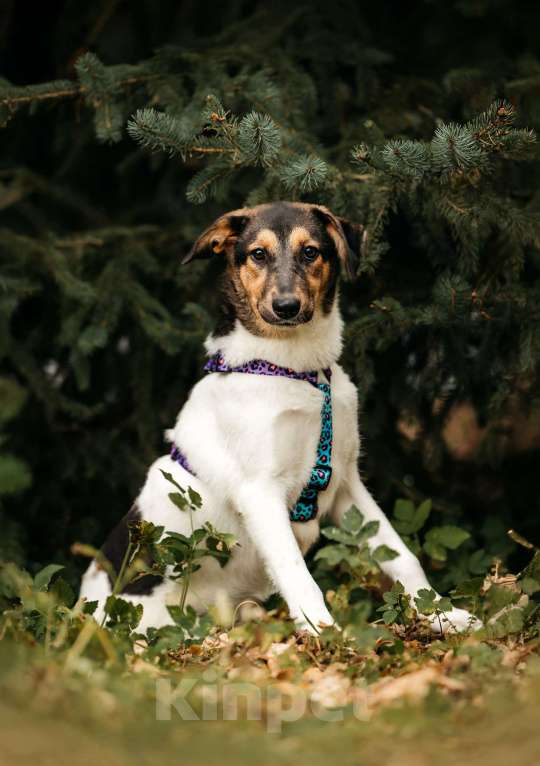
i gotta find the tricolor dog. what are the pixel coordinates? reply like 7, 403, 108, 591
80, 201, 479, 634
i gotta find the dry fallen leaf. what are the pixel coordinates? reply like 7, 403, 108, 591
302, 663, 351, 708
367, 665, 465, 708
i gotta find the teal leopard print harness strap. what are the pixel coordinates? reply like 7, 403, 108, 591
170, 353, 333, 523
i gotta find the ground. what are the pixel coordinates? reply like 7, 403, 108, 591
1, 583, 540, 766
1, 506, 539, 765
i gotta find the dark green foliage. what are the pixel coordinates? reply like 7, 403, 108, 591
0, 1, 539, 589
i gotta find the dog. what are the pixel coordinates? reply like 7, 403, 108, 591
80, 201, 479, 635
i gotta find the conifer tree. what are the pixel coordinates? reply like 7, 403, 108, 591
1, 1, 539, 579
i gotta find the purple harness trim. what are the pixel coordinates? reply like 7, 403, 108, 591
170, 444, 194, 474
204, 352, 331, 386
170, 352, 333, 522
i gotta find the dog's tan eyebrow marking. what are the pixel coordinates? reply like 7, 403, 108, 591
288, 226, 319, 251
249, 228, 279, 252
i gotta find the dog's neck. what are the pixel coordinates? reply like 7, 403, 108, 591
205, 301, 343, 372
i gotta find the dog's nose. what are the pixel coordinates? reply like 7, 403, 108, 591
272, 295, 301, 319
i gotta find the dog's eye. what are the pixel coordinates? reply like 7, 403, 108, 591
303, 246, 319, 262
250, 248, 266, 263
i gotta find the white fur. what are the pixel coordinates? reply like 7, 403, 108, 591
80, 302, 480, 634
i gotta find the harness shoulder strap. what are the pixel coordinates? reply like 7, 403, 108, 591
172, 352, 333, 523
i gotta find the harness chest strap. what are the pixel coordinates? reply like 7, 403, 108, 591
170, 353, 333, 523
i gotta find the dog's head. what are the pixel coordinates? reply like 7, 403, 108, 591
183, 201, 362, 335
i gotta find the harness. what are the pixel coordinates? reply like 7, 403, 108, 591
170, 353, 333, 522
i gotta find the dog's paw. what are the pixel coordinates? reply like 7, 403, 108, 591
293, 607, 335, 635
426, 607, 482, 634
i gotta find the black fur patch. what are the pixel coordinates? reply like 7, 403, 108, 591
101, 504, 163, 595
212, 291, 238, 337
319, 226, 341, 314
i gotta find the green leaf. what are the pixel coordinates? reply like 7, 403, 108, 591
83, 600, 98, 615
187, 486, 202, 509
393, 498, 431, 535
437, 596, 453, 613
381, 581, 405, 606
415, 499, 432, 528
414, 588, 438, 614
165, 605, 213, 641
382, 608, 398, 624
487, 607, 525, 638
33, 564, 65, 591
314, 544, 352, 567
202, 524, 237, 551
50, 576, 75, 607
168, 491, 188, 511
427, 525, 470, 550
485, 584, 521, 617
160, 469, 184, 490
145, 625, 185, 656
162, 531, 191, 545
0, 455, 32, 496
357, 520, 380, 544
451, 577, 484, 598
423, 540, 448, 561
167, 605, 187, 625
393, 498, 415, 522
104, 595, 143, 631
345, 623, 391, 651
340, 506, 365, 536
320, 526, 358, 545
382, 591, 398, 605
373, 545, 399, 562
203, 525, 237, 567
191, 528, 207, 545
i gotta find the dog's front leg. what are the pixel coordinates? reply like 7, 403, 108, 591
336, 469, 481, 633
236, 481, 333, 633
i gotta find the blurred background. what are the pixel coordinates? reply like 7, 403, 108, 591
1, 0, 539, 591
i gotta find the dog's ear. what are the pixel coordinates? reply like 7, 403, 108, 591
311, 205, 363, 280
182, 209, 251, 264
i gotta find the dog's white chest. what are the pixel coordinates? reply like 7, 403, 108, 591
172, 364, 358, 516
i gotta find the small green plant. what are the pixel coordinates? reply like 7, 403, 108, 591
72, 471, 238, 647
315, 505, 398, 582
377, 581, 415, 626
157, 470, 237, 612
391, 498, 471, 563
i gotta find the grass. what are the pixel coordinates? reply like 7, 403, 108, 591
1, 638, 540, 766
1, 501, 540, 765
2, 594, 540, 766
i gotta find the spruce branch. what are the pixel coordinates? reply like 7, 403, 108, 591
351, 143, 386, 172
75, 52, 121, 99
382, 139, 431, 178
186, 161, 233, 204
0, 59, 157, 130
75, 53, 124, 143
237, 111, 281, 166
280, 154, 329, 193
465, 99, 536, 157
431, 123, 487, 173
0, 73, 152, 107
127, 108, 235, 159
0, 80, 78, 107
